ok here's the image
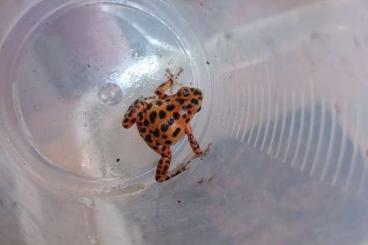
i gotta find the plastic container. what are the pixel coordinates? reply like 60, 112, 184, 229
1, 0, 368, 244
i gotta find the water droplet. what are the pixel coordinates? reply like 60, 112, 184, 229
98, 83, 123, 105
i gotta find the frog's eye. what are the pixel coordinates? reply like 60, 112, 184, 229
183, 89, 190, 97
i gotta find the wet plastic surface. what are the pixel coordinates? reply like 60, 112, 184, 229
1, 0, 368, 244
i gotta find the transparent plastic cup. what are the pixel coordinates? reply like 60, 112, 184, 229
1, 0, 368, 244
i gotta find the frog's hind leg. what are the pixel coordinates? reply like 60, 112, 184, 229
149, 142, 188, 182
185, 124, 203, 155
185, 124, 211, 157
155, 154, 189, 182
155, 67, 184, 99
122, 100, 145, 128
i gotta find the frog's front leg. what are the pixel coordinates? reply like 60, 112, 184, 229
154, 68, 184, 99
122, 100, 145, 128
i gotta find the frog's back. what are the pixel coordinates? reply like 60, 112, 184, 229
140, 96, 186, 146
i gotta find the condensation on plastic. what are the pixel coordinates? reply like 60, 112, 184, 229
1, 0, 368, 244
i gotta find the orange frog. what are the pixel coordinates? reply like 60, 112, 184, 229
122, 68, 210, 182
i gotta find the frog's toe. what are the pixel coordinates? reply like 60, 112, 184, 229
165, 68, 174, 78
174, 67, 184, 79
203, 143, 212, 155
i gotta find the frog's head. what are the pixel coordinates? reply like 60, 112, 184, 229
176, 86, 203, 114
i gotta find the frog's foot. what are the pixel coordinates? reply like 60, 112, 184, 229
198, 143, 212, 156
180, 158, 193, 170
190, 143, 212, 161
178, 161, 191, 171
178, 143, 211, 171
202, 143, 212, 156
164, 68, 174, 80
156, 159, 190, 183
166, 67, 184, 93
165, 67, 184, 80
174, 67, 184, 79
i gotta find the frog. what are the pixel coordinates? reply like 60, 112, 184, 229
122, 68, 210, 182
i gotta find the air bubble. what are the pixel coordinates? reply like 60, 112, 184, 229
98, 83, 123, 105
